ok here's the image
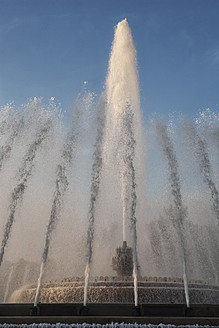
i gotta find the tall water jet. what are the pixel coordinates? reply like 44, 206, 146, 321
34, 122, 78, 307
0, 120, 52, 267
103, 18, 141, 306
83, 97, 106, 306
156, 121, 190, 308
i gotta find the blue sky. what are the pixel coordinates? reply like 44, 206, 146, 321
0, 0, 219, 120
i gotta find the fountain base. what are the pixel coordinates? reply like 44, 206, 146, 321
10, 277, 219, 304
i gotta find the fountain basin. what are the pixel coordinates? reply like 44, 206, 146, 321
10, 277, 219, 304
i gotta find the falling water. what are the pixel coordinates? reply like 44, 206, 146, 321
103, 18, 141, 306
0, 103, 16, 136
187, 122, 219, 225
196, 137, 219, 224
0, 121, 52, 267
0, 116, 24, 172
156, 121, 190, 308
3, 264, 13, 302
120, 106, 139, 306
34, 127, 77, 307
83, 98, 106, 306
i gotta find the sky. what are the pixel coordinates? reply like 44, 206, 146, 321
0, 0, 219, 121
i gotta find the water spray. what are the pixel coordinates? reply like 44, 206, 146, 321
194, 128, 218, 224
0, 117, 24, 173
0, 121, 52, 267
3, 265, 14, 302
156, 120, 190, 308
196, 137, 219, 223
104, 19, 141, 307
83, 99, 106, 307
120, 107, 140, 306
34, 128, 77, 307
182, 120, 219, 225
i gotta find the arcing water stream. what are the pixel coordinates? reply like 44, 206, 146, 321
156, 121, 190, 307
184, 121, 219, 225
34, 122, 78, 307
0, 117, 24, 172
0, 120, 52, 267
83, 98, 106, 306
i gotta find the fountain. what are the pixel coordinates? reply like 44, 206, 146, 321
0, 19, 218, 318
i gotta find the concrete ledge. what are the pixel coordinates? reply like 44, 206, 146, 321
0, 303, 219, 318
